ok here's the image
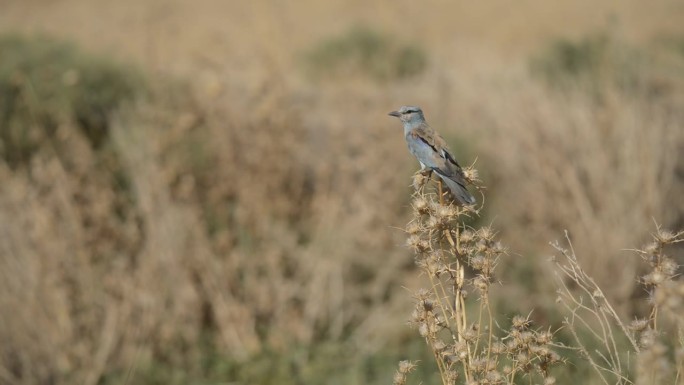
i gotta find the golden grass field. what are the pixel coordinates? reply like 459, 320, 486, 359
0, 1, 683, 384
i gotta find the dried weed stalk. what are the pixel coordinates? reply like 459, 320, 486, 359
402, 169, 561, 385
552, 226, 684, 385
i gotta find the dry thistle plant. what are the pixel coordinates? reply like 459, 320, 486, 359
552, 226, 684, 385
399, 168, 561, 385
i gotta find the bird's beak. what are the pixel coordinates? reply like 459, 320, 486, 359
388, 111, 401, 117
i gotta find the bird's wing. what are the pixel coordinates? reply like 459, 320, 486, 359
410, 124, 464, 173
407, 123, 473, 204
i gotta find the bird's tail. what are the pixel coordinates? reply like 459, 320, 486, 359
438, 175, 476, 206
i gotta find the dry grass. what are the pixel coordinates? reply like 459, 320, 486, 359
399, 168, 684, 384
478, 70, 684, 309
0, 41, 425, 381
398, 173, 562, 385
0, 75, 415, 384
550, 227, 684, 385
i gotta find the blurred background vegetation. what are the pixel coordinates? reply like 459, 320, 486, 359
0, 1, 683, 384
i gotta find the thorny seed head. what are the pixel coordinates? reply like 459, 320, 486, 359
471, 356, 488, 373
422, 298, 434, 311
492, 241, 506, 255
478, 226, 495, 241
520, 331, 534, 344
445, 371, 459, 384
460, 229, 475, 243
423, 253, 444, 277
412, 197, 430, 215
434, 204, 457, 220
454, 340, 468, 358
660, 257, 678, 276
507, 338, 520, 351
463, 324, 479, 341
463, 167, 479, 182
412, 173, 429, 190
393, 371, 405, 385
639, 328, 658, 348
529, 345, 548, 356
471, 254, 497, 275
406, 234, 421, 249
512, 315, 530, 330
475, 240, 488, 253
643, 241, 659, 256
407, 235, 431, 254
516, 352, 531, 367
544, 377, 557, 385
629, 318, 649, 332
474, 275, 490, 293
426, 215, 441, 230
433, 340, 447, 352
642, 271, 665, 286
536, 330, 554, 345
655, 229, 676, 243
398, 360, 417, 374
471, 255, 486, 270
547, 350, 561, 364
405, 221, 421, 235
485, 370, 503, 383
418, 323, 429, 337
502, 365, 513, 375
491, 342, 506, 355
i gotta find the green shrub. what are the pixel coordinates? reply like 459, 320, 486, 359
0, 34, 144, 166
100, 340, 439, 385
303, 26, 427, 81
530, 31, 643, 93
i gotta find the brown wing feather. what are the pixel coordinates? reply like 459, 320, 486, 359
410, 122, 474, 205
413, 124, 440, 148
413, 124, 464, 174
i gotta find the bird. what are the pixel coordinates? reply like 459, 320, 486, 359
388, 105, 475, 206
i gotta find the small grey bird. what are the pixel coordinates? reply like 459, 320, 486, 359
389, 105, 475, 205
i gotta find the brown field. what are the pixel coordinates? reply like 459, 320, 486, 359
0, 1, 683, 384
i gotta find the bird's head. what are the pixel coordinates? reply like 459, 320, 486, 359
388, 105, 425, 125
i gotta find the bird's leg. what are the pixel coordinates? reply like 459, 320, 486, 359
438, 179, 444, 206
